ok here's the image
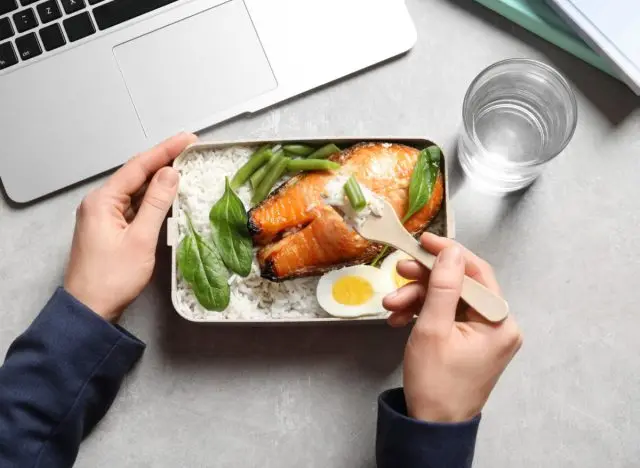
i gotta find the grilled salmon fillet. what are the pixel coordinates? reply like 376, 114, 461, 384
248, 142, 444, 281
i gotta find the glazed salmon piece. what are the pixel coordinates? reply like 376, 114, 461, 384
248, 143, 445, 281
258, 206, 374, 280
248, 171, 331, 245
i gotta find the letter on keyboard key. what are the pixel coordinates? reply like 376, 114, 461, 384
93, 0, 179, 30
13, 8, 38, 33
37, 0, 62, 24
15, 31, 41, 60
0, 17, 14, 41
40, 23, 65, 51
0, 41, 18, 69
63, 11, 94, 42
60, 0, 85, 14
0, 0, 18, 16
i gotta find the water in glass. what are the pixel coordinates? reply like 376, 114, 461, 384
458, 59, 577, 193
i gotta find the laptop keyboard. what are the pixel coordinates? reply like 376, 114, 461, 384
0, 0, 180, 71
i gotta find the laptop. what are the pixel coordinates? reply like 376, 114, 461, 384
0, 0, 417, 203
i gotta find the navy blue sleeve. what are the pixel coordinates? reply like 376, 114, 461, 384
376, 388, 481, 468
0, 288, 145, 468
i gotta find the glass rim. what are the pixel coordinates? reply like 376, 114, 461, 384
462, 58, 578, 167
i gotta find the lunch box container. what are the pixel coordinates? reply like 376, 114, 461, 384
167, 137, 455, 324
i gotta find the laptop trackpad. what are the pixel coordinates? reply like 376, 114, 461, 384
113, 0, 276, 138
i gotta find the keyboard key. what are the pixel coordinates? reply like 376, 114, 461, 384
60, 0, 84, 14
20, 0, 39, 5
88, 0, 104, 4
94, 0, 178, 30
0, 41, 18, 69
15, 31, 41, 60
37, 0, 61, 24
12, 8, 37, 33
0, 17, 14, 41
0, 0, 18, 16
39, 22, 65, 50
63, 11, 94, 42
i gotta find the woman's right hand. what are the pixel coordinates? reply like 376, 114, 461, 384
382, 233, 523, 423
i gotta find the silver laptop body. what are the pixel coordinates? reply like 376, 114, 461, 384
0, 0, 416, 202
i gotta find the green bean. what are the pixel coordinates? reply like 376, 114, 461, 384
286, 159, 340, 172
306, 143, 340, 160
370, 246, 389, 267
283, 144, 315, 157
250, 164, 269, 189
230, 145, 272, 189
250, 149, 283, 188
252, 157, 290, 205
344, 176, 366, 212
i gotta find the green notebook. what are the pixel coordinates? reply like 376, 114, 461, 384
474, 0, 617, 79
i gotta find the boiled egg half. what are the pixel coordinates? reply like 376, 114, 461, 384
380, 250, 415, 289
317, 265, 393, 318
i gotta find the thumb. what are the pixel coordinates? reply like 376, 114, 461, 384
131, 167, 179, 243
415, 245, 464, 337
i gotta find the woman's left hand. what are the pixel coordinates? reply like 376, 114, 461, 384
64, 133, 197, 322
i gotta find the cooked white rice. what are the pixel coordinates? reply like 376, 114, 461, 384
173, 145, 330, 321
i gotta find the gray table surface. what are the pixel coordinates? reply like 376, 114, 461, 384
2, 0, 640, 467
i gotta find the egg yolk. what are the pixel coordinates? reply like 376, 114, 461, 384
332, 276, 374, 306
393, 269, 413, 288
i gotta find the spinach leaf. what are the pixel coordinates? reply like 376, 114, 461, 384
371, 146, 441, 267
178, 215, 230, 311
426, 145, 441, 194
402, 145, 441, 223
209, 177, 253, 277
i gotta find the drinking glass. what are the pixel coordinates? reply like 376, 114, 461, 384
458, 58, 577, 193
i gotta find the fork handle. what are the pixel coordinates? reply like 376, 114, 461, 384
392, 237, 509, 323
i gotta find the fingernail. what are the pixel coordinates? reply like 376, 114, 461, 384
437, 245, 462, 266
158, 168, 178, 188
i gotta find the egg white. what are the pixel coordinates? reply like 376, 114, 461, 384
317, 265, 394, 318
380, 250, 414, 289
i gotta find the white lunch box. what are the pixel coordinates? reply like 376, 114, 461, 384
167, 137, 454, 324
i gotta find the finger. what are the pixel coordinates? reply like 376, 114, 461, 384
414, 245, 464, 338
466, 308, 518, 334
383, 282, 426, 314
420, 232, 501, 294
396, 259, 430, 283
387, 311, 415, 327
124, 206, 136, 223
387, 293, 471, 328
388, 307, 423, 327
420, 233, 506, 328
129, 167, 179, 243
469, 312, 523, 357
383, 283, 425, 328
105, 132, 196, 196
131, 181, 150, 203
124, 182, 149, 222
